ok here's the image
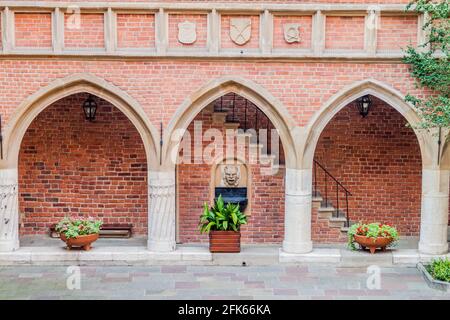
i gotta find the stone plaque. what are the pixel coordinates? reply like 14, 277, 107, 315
230, 18, 252, 45
178, 21, 197, 44
283, 23, 301, 43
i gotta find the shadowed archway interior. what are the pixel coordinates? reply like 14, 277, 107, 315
18, 93, 148, 236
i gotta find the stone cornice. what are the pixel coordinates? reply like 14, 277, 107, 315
0, 2, 411, 12
0, 2, 421, 60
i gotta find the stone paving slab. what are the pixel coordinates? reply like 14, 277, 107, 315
0, 264, 449, 299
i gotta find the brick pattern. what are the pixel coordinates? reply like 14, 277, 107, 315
117, 14, 155, 48
377, 16, 418, 51
19, 93, 148, 235
64, 13, 105, 48
313, 97, 422, 238
178, 97, 285, 244
325, 16, 365, 50
221, 15, 260, 49
15, 13, 52, 48
273, 15, 313, 50
0, 60, 423, 129
168, 14, 208, 48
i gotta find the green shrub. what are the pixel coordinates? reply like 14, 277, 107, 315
199, 195, 247, 233
427, 258, 450, 282
55, 217, 103, 239
347, 222, 399, 250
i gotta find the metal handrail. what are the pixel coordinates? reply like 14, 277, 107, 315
313, 159, 351, 227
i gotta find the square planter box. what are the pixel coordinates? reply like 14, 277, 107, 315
417, 262, 450, 292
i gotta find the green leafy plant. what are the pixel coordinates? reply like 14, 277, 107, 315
404, 1, 449, 131
426, 257, 450, 282
199, 195, 247, 233
55, 217, 103, 239
347, 222, 399, 250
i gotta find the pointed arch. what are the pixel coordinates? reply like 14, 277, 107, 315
301, 78, 432, 169
3, 73, 159, 170
163, 76, 299, 170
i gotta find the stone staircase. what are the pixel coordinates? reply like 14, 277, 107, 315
211, 104, 283, 170
312, 191, 351, 234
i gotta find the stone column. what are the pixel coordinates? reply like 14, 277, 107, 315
0, 168, 19, 252
148, 170, 176, 252
418, 167, 449, 255
282, 168, 313, 253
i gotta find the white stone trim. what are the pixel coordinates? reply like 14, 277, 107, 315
1, 6, 13, 52
155, 8, 168, 55
364, 9, 379, 55
207, 9, 219, 54
312, 10, 325, 55
0, 2, 420, 60
104, 8, 116, 53
52, 7, 64, 53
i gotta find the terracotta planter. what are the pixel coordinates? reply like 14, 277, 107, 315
209, 230, 241, 253
60, 233, 99, 251
354, 234, 393, 254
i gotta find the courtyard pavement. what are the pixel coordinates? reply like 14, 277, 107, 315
0, 264, 449, 300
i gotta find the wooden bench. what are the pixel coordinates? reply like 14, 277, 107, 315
49, 223, 133, 238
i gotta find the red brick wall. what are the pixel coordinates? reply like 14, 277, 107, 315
18, 93, 148, 235
177, 95, 285, 244
117, 13, 155, 49
313, 97, 422, 238
15, 13, 52, 48
64, 13, 105, 48
325, 16, 365, 50
377, 16, 418, 51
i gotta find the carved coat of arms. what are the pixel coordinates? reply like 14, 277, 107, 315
283, 23, 301, 43
229, 18, 252, 45
178, 21, 197, 44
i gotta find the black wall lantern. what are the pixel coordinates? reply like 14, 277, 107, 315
357, 95, 372, 118
82, 94, 97, 121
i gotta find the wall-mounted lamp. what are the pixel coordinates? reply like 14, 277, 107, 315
82, 94, 97, 121
357, 95, 372, 118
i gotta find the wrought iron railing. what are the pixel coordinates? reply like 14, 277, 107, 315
313, 159, 352, 227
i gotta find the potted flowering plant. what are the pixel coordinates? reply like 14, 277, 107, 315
55, 217, 103, 251
348, 222, 399, 254
199, 195, 248, 253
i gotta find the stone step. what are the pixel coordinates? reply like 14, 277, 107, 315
329, 217, 347, 228
223, 121, 240, 130
212, 111, 228, 124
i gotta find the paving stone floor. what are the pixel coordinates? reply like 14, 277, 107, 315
0, 264, 449, 300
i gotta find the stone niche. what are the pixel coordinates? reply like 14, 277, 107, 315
212, 158, 250, 214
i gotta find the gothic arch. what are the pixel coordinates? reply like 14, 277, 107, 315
163, 76, 299, 170
301, 78, 432, 169
4, 73, 159, 171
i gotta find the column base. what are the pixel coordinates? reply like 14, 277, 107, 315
282, 240, 313, 254
148, 239, 176, 252
0, 239, 19, 252
418, 241, 449, 255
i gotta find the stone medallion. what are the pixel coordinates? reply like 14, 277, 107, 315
178, 21, 197, 44
229, 18, 252, 45
283, 23, 301, 43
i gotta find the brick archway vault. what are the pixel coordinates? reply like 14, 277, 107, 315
0, 73, 159, 251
